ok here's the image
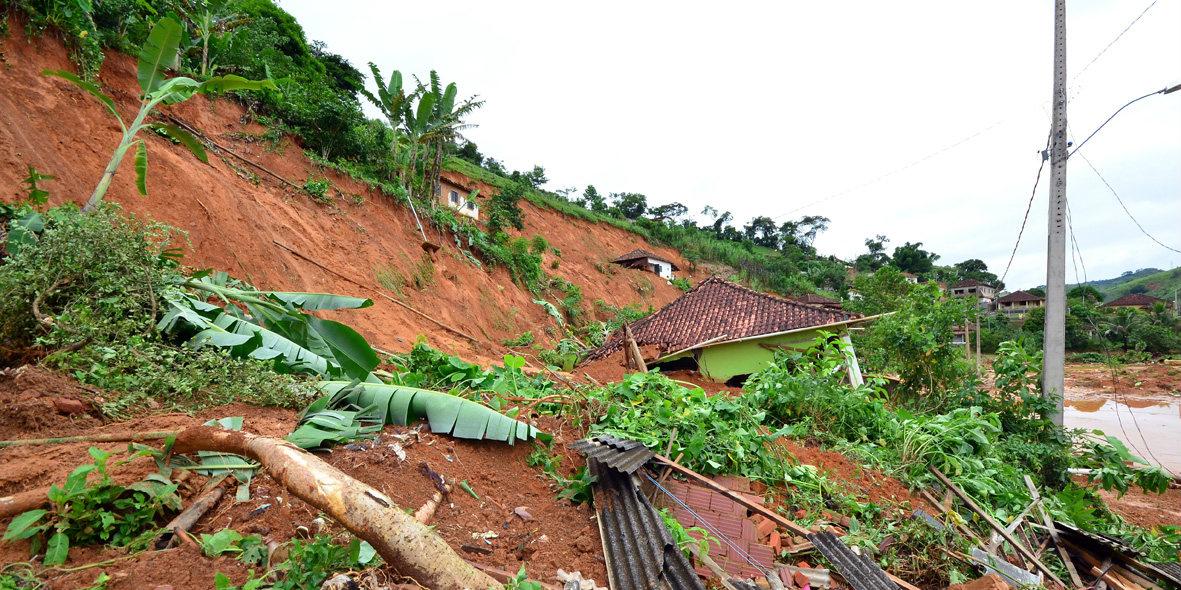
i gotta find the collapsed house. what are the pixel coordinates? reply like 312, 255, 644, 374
611, 248, 680, 280
584, 277, 874, 384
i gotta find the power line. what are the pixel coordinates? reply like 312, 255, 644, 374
1077, 153, 1181, 255
1073, 0, 1160, 81
771, 121, 1003, 220
998, 134, 1052, 284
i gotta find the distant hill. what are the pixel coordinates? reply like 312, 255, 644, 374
1081, 267, 1181, 302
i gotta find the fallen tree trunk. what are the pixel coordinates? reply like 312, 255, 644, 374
0, 487, 50, 519
156, 476, 228, 549
171, 426, 498, 590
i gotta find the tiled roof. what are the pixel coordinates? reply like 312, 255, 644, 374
585, 277, 858, 360
951, 279, 992, 289
612, 248, 679, 270
1103, 293, 1165, 307
997, 290, 1044, 303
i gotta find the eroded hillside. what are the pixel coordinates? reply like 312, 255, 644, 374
0, 30, 695, 365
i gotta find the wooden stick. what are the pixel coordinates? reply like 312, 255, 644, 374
0, 431, 176, 448
1024, 475, 1083, 588
271, 240, 481, 344
929, 466, 1064, 587
623, 323, 647, 372
163, 114, 302, 191
654, 453, 811, 537
156, 476, 228, 549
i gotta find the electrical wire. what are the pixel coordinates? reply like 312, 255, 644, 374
1073, 0, 1160, 81
1076, 152, 1181, 255
1068, 84, 1180, 159
1062, 179, 1176, 477
998, 134, 1052, 285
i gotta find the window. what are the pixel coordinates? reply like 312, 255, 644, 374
449, 191, 459, 204
466, 201, 476, 211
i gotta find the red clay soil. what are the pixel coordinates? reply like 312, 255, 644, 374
775, 439, 933, 514
1064, 361, 1181, 401
0, 29, 698, 367
0, 367, 605, 588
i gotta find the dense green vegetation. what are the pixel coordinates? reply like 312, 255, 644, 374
1092, 266, 1181, 301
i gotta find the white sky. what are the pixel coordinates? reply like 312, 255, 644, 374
282, 0, 1181, 290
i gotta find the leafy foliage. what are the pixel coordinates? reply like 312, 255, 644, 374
2, 447, 179, 565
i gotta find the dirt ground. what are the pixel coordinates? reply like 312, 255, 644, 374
0, 367, 606, 589
0, 27, 697, 368
1064, 361, 1181, 401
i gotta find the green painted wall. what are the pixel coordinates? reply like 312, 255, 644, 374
694, 330, 830, 382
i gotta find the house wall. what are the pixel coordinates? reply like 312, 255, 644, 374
439, 178, 480, 219
646, 258, 675, 280
691, 330, 829, 382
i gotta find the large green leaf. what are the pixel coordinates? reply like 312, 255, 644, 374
266, 292, 373, 311
198, 75, 277, 94
147, 123, 207, 163
41, 69, 123, 128
305, 316, 380, 379
2, 509, 47, 542
134, 140, 148, 195
43, 532, 69, 566
317, 382, 547, 445
138, 17, 183, 94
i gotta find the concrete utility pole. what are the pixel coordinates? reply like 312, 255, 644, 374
1044, 0, 1068, 426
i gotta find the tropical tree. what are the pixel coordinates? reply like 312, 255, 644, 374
180, 0, 250, 77
415, 72, 484, 202
854, 234, 891, 271
45, 17, 275, 212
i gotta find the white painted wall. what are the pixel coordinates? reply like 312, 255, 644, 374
646, 258, 674, 280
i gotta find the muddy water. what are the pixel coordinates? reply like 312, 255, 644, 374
1064, 396, 1181, 474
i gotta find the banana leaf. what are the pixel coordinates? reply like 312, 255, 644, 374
316, 381, 548, 445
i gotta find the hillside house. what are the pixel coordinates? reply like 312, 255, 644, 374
997, 290, 1045, 318
901, 272, 919, 284
438, 175, 481, 220
1103, 293, 1173, 311
611, 248, 679, 280
583, 277, 875, 384
950, 279, 997, 310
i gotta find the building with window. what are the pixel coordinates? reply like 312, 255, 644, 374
996, 290, 1045, 318
438, 176, 481, 220
610, 248, 679, 280
949, 279, 997, 310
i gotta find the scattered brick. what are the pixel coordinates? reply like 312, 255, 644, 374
748, 543, 774, 566
769, 531, 782, 553
755, 516, 776, 539
793, 570, 811, 588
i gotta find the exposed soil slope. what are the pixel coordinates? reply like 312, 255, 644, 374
0, 30, 695, 365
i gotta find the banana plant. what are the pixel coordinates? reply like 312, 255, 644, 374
157, 272, 380, 381
44, 17, 275, 212
297, 381, 548, 448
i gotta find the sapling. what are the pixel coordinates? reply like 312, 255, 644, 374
43, 16, 275, 212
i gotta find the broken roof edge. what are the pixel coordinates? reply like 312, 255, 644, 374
652, 312, 889, 364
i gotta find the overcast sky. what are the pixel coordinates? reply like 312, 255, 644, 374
283, 0, 1180, 290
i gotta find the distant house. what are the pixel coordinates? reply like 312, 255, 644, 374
611, 248, 679, 280
997, 290, 1045, 318
438, 174, 481, 220
793, 293, 844, 311
950, 279, 997, 310
1103, 293, 1172, 311
901, 272, 919, 285
583, 277, 875, 383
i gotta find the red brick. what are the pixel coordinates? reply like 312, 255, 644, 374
755, 517, 776, 539
778, 568, 793, 586
748, 543, 774, 567
686, 487, 712, 509
741, 518, 756, 541
710, 492, 738, 513
769, 531, 782, 553
793, 571, 810, 588
714, 516, 743, 539
738, 492, 765, 506
712, 475, 752, 493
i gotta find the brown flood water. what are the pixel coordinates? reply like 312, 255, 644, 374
1065, 396, 1181, 474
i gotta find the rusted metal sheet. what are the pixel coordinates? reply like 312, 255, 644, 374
807, 532, 898, 590
589, 458, 704, 590
571, 434, 654, 474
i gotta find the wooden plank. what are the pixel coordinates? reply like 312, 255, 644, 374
623, 323, 647, 372
1023, 475, 1084, 588
654, 453, 812, 537
929, 466, 1064, 587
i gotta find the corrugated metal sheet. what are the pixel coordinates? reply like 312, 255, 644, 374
807, 532, 898, 590
589, 458, 705, 590
571, 434, 654, 474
